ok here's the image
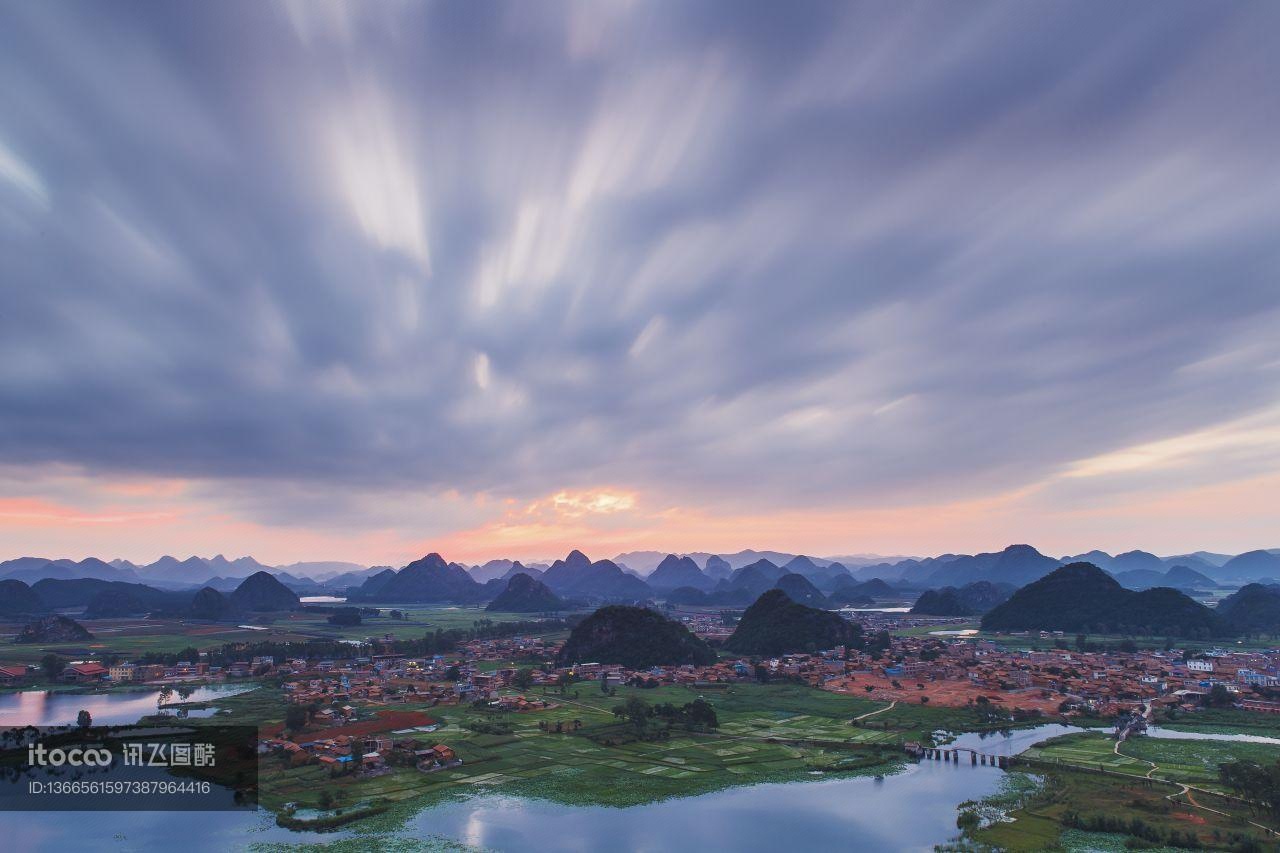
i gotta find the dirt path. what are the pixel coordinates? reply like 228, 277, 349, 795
1113, 737, 1161, 779
852, 700, 896, 723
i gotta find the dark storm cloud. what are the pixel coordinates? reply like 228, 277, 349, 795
2, 0, 1279, 518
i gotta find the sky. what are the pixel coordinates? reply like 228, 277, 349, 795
2, 1, 1279, 567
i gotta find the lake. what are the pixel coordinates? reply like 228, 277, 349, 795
299, 595, 347, 604
0, 685, 256, 727
4, 723, 1080, 851
3, 721, 1269, 851
841, 606, 912, 613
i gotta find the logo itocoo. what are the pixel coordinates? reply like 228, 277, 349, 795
27, 743, 113, 767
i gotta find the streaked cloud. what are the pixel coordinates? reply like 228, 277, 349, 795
2, 1, 1279, 562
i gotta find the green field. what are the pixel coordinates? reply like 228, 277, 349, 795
1156, 706, 1280, 740
0, 604, 579, 669
971, 631, 1279, 653
246, 681, 913, 818
961, 762, 1278, 852
1021, 730, 1280, 795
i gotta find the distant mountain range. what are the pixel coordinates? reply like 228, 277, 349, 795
0, 572, 300, 619
610, 549, 912, 574
6, 545, 1280, 607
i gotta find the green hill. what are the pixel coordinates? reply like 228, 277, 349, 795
1216, 584, 1280, 634
15, 614, 93, 644
911, 581, 1011, 616
980, 562, 1227, 637
189, 586, 233, 620
556, 605, 716, 668
0, 579, 44, 616
725, 589, 862, 655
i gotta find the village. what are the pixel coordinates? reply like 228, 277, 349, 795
6, 613, 1278, 751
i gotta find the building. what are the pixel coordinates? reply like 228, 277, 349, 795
109, 663, 140, 682
61, 662, 108, 683
0, 665, 28, 685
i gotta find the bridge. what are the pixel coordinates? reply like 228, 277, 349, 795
915, 745, 1010, 768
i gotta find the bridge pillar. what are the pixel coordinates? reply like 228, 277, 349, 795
971, 752, 976, 765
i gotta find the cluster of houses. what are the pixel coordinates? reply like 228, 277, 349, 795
0, 656, 277, 686
5, 617, 1279, 726
814, 634, 1280, 716
260, 732, 461, 774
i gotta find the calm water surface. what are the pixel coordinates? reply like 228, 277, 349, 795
0, 685, 254, 727
1145, 725, 1280, 745
4, 721, 1272, 851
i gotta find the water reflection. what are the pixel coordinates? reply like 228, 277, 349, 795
16, 721, 1258, 852
0, 685, 254, 727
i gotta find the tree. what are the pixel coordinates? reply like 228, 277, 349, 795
684, 698, 718, 729
1204, 683, 1234, 708
513, 668, 535, 691
444, 665, 461, 681
350, 738, 365, 771
613, 696, 651, 735
327, 609, 361, 626
317, 790, 333, 810
76, 709, 92, 728
41, 654, 65, 680
285, 704, 308, 731
1219, 759, 1280, 818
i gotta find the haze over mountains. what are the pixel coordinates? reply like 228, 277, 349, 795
4, 545, 1280, 599
7, 542, 1280, 637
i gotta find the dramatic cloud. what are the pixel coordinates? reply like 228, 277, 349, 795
2, 2, 1278, 562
